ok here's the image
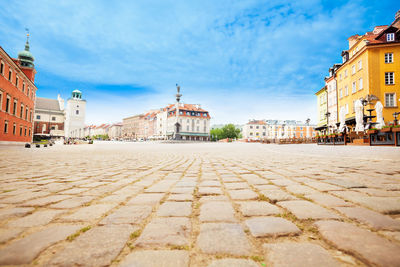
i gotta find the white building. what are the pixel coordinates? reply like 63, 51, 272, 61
326, 64, 341, 133
109, 123, 123, 140
33, 95, 65, 138
65, 90, 86, 138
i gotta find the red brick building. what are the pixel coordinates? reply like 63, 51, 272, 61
0, 36, 37, 144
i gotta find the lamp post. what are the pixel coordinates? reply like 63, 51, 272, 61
325, 112, 331, 134
393, 112, 400, 126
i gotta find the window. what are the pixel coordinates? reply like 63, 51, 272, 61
25, 107, 28, 120
76, 110, 79, 115
358, 60, 362, 70
385, 93, 396, 107
52, 116, 56, 121
359, 78, 363, 90
15, 76, 18, 87
345, 104, 349, 114
19, 126, 22, 136
13, 123, 16, 135
204, 126, 206, 132
0, 92, 2, 110
22, 83, 25, 93
27, 87, 30, 98
344, 70, 348, 77
4, 120, 8, 133
24, 127, 27, 136
20, 104, 24, 118
13, 100, 17, 115
339, 74, 342, 80
250, 132, 253, 136
197, 126, 199, 131
256, 126, 259, 129
36, 115, 41, 120
339, 88, 343, 98
345, 86, 348, 96
385, 53, 393, 63
5, 96, 10, 113
387, 33, 395, 42
352, 100, 356, 113
29, 128, 31, 136
197, 120, 199, 124
352, 82, 356, 93
385, 72, 394, 85
263, 132, 266, 136
352, 65, 355, 74
30, 110, 32, 122
250, 126, 253, 129
0, 62, 4, 75
186, 125, 189, 131
8, 70, 12, 81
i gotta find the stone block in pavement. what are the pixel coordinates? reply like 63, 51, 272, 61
170, 187, 195, 194
21, 195, 72, 207
260, 190, 296, 202
315, 220, 400, 266
323, 179, 365, 188
157, 201, 192, 217
199, 195, 229, 202
237, 201, 280, 216
167, 194, 193, 201
306, 193, 351, 207
49, 225, 134, 267
335, 206, 400, 230
228, 189, 258, 200
354, 196, 400, 214
263, 242, 340, 267
207, 258, 258, 267
99, 205, 152, 225
245, 217, 300, 237
286, 185, 319, 195
224, 182, 250, 190
199, 180, 221, 187
198, 187, 222, 196
49, 196, 94, 209
278, 200, 341, 220
0, 191, 49, 204
61, 204, 116, 222
7, 210, 64, 227
0, 224, 80, 265
306, 181, 343, 191
127, 193, 165, 205
135, 217, 191, 248
197, 223, 252, 256
119, 250, 189, 267
199, 201, 236, 222
0, 207, 34, 220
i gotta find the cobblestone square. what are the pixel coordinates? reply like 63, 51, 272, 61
0, 142, 399, 266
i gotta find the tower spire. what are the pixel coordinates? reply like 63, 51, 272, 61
25, 28, 30, 51
176, 83, 182, 103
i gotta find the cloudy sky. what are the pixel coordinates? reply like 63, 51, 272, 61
0, 0, 397, 125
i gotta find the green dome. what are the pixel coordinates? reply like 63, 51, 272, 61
18, 36, 34, 68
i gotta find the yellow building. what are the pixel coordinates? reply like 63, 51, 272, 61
336, 12, 400, 128
315, 87, 327, 133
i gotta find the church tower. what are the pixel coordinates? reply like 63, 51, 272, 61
65, 90, 86, 138
17, 31, 36, 82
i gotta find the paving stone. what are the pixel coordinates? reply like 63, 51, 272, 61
199, 195, 229, 202
135, 217, 191, 248
175, 181, 197, 187
355, 188, 400, 197
224, 182, 250, 190
127, 193, 165, 205
306, 193, 352, 207
49, 196, 94, 209
167, 194, 193, 201
237, 201, 280, 216
228, 189, 258, 200
170, 187, 195, 194
21, 195, 72, 207
119, 250, 189, 267
245, 217, 301, 237
260, 190, 296, 202
263, 242, 340, 267
99, 205, 152, 225
199, 201, 236, 222
0, 228, 24, 243
157, 201, 192, 217
354, 196, 400, 214
306, 181, 344, 191
207, 258, 258, 267
59, 187, 89, 194
286, 185, 319, 195
7, 210, 64, 227
0, 191, 50, 204
145, 181, 175, 193
278, 200, 341, 220
315, 220, 400, 266
323, 179, 365, 188
49, 225, 134, 266
61, 204, 116, 222
199, 181, 221, 187
198, 187, 222, 195
0, 207, 34, 220
0, 224, 80, 265
197, 223, 252, 256
335, 206, 400, 230
99, 194, 131, 203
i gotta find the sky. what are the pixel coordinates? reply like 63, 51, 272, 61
0, 0, 398, 125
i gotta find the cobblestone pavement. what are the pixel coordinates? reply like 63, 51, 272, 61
0, 142, 400, 266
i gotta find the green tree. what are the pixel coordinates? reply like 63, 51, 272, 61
210, 124, 241, 141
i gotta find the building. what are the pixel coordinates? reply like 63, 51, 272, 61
109, 123, 122, 140
122, 114, 145, 140
242, 119, 317, 140
65, 90, 86, 138
33, 95, 65, 138
325, 64, 341, 133
315, 87, 328, 133
335, 11, 400, 129
0, 35, 37, 144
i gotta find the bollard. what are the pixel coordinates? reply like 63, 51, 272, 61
25, 143, 31, 148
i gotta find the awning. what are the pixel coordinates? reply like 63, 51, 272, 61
315, 125, 327, 131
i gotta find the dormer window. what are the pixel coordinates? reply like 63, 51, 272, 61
387, 33, 395, 42
342, 56, 346, 63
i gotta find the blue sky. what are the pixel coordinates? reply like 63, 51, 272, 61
0, 0, 397, 124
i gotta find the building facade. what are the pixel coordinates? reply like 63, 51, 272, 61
0, 36, 37, 144
65, 90, 86, 138
122, 114, 145, 140
315, 87, 328, 133
33, 95, 65, 138
109, 123, 122, 140
335, 12, 400, 129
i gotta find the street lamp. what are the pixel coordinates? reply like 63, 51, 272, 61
393, 112, 400, 126
325, 112, 331, 134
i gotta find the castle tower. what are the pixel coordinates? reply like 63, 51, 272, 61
17, 30, 36, 82
65, 90, 86, 138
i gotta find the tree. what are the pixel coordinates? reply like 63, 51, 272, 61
210, 124, 241, 141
